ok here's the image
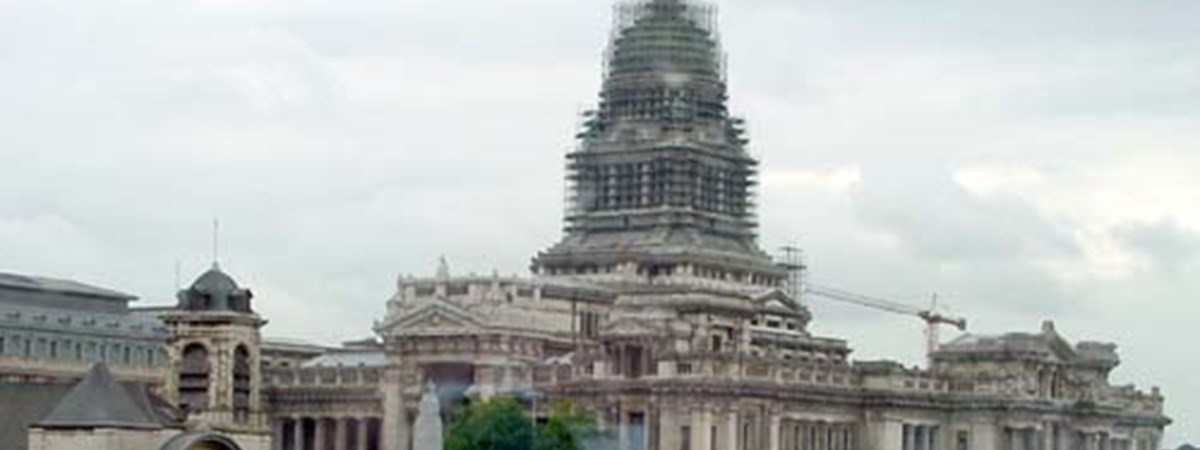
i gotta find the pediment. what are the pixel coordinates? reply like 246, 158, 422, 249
376, 299, 485, 336
754, 289, 801, 312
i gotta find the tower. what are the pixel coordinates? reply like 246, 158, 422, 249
534, 0, 788, 293
160, 262, 266, 432
534, 0, 813, 390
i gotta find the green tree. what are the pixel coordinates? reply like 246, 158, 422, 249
445, 398, 604, 450
534, 401, 601, 450
445, 398, 534, 450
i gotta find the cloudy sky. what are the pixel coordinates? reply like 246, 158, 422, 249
1, 0, 1197, 444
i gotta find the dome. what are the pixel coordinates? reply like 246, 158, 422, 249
606, 0, 723, 80
191, 266, 240, 297
177, 263, 254, 313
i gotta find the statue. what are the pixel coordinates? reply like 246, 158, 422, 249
413, 381, 444, 450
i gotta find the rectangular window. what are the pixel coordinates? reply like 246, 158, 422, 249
681, 426, 691, 450
957, 430, 971, 450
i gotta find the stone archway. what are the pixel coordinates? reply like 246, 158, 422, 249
159, 431, 245, 450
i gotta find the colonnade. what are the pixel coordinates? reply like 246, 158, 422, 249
780, 420, 856, 450
903, 424, 941, 450
272, 416, 382, 450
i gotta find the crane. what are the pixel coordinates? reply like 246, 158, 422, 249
803, 283, 967, 367
777, 245, 967, 366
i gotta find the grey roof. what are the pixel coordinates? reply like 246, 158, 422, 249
176, 264, 254, 313
0, 272, 136, 301
0, 302, 168, 340
302, 350, 386, 368
0, 381, 74, 450
37, 363, 163, 429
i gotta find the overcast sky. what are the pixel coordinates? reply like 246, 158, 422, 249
1, 0, 1197, 444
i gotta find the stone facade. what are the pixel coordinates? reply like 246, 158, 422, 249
254, 2, 1170, 450
0, 1, 1172, 450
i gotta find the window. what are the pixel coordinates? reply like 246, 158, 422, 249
233, 345, 252, 423
49, 341, 58, 359
957, 430, 970, 450
179, 344, 211, 411
23, 338, 31, 357
681, 426, 691, 450
123, 346, 131, 365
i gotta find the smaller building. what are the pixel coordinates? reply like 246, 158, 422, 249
27, 362, 255, 450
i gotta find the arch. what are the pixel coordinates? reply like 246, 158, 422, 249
159, 431, 245, 450
232, 344, 252, 423
178, 343, 211, 411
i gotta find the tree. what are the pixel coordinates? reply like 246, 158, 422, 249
444, 398, 604, 450
445, 398, 533, 450
534, 401, 602, 450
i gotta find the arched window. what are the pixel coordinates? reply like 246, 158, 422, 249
232, 345, 252, 423
179, 344, 211, 411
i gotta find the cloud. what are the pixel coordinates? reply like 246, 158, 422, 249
1112, 220, 1200, 274
1, 0, 1198, 444
851, 161, 1079, 263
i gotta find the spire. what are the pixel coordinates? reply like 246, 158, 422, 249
211, 218, 221, 270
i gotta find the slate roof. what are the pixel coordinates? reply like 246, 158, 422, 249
0, 272, 136, 301
0, 382, 74, 450
36, 363, 169, 430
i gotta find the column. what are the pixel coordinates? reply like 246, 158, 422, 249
272, 419, 284, 450
661, 408, 682, 450
692, 409, 712, 450
619, 408, 630, 450
726, 412, 739, 450
382, 365, 410, 450
770, 416, 781, 450
315, 418, 327, 450
357, 417, 369, 450
294, 417, 307, 450
904, 425, 916, 450
335, 417, 347, 450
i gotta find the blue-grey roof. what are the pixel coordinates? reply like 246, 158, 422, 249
0, 272, 135, 301
0, 272, 138, 315
0, 302, 167, 340
37, 363, 164, 429
176, 264, 254, 313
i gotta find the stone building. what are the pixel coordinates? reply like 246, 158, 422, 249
259, 2, 1165, 450
0, 0, 1172, 450
0, 272, 169, 450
